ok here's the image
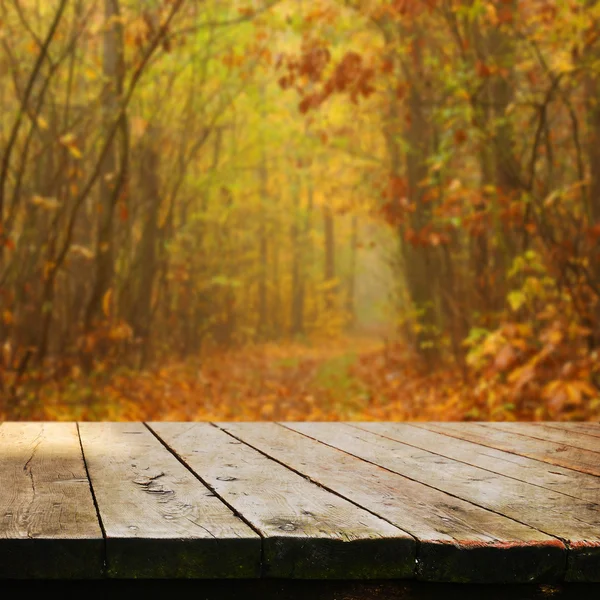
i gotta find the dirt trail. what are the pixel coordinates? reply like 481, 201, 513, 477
36, 335, 391, 421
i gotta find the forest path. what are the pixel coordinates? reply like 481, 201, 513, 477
42, 334, 402, 421
36, 332, 564, 423
153, 334, 389, 421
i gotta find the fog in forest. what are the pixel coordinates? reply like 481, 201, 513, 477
1, 0, 600, 422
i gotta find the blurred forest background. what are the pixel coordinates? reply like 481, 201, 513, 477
1, 0, 600, 422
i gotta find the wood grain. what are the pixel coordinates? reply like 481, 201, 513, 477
219, 422, 566, 583
384, 423, 600, 504
78, 422, 260, 578
542, 423, 600, 438
149, 422, 414, 579
0, 422, 103, 578
484, 423, 600, 453
414, 422, 600, 477
287, 422, 600, 582
2, 421, 599, 584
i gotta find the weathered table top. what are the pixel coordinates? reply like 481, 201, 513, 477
1, 421, 599, 583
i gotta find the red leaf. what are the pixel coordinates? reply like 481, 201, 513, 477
381, 58, 394, 74
454, 129, 467, 145
475, 61, 492, 78
494, 344, 516, 371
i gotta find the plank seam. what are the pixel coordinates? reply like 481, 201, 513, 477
427, 424, 600, 478
143, 422, 266, 577
367, 423, 600, 505
479, 424, 600, 455
213, 422, 420, 578
345, 423, 574, 540
350, 423, 600, 579
412, 423, 600, 481
541, 423, 600, 440
286, 422, 569, 578
76, 422, 107, 577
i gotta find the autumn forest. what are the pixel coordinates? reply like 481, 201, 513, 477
1, 0, 599, 422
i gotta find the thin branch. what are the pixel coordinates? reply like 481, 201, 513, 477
0, 0, 68, 228
51, 0, 186, 276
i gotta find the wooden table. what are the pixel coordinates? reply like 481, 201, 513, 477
1, 421, 599, 586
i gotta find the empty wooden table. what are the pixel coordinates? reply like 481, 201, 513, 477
1, 421, 599, 584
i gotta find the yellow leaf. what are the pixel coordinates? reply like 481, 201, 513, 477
486, 4, 498, 26
70, 245, 95, 260
547, 329, 563, 345
564, 382, 582, 405
507, 290, 526, 311
574, 381, 598, 398
59, 133, 76, 145
67, 145, 82, 159
102, 289, 113, 318
31, 195, 60, 210
448, 178, 461, 192
59, 133, 82, 159
508, 363, 535, 388
131, 116, 148, 139
109, 322, 133, 341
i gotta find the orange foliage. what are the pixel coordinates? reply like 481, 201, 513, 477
5, 334, 598, 423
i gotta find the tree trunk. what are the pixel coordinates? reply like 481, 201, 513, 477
290, 175, 304, 336
323, 204, 336, 311
346, 215, 358, 327
84, 0, 126, 334
257, 146, 269, 339
130, 129, 161, 367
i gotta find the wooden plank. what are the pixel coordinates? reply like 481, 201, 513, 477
543, 423, 600, 438
78, 422, 260, 579
287, 422, 600, 582
385, 423, 600, 505
0, 422, 103, 579
484, 423, 600, 453
149, 422, 414, 579
416, 422, 600, 477
219, 422, 566, 583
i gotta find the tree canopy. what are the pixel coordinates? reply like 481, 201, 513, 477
1, 0, 600, 422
